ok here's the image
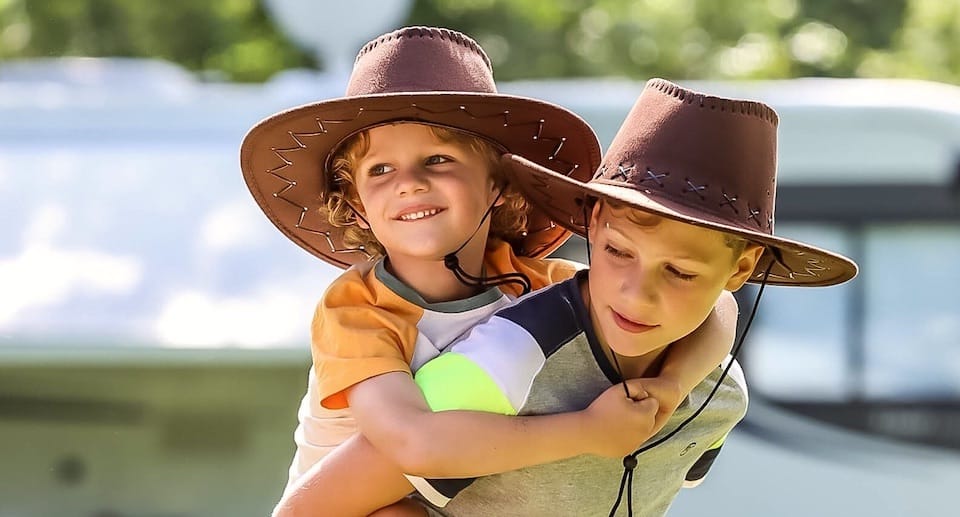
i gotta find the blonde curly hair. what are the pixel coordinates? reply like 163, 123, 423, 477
320, 124, 530, 258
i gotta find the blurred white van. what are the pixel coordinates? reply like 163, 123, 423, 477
0, 59, 957, 516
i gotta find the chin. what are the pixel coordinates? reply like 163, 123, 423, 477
605, 333, 661, 358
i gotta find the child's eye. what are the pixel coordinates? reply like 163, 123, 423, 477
604, 244, 631, 259
425, 155, 452, 166
368, 163, 394, 176
666, 265, 697, 281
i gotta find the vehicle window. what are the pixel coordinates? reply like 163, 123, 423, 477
742, 223, 856, 401
863, 224, 960, 400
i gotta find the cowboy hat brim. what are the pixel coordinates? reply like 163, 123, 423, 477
241, 92, 601, 269
502, 153, 858, 287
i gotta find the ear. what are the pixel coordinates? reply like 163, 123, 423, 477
492, 186, 506, 207
345, 199, 370, 229
489, 178, 506, 207
724, 244, 765, 291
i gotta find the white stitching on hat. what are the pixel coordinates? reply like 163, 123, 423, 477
720, 191, 739, 214
260, 103, 583, 257
682, 178, 708, 200
747, 205, 763, 227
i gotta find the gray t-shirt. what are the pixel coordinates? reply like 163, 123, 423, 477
412, 272, 748, 516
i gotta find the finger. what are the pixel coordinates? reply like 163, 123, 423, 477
634, 397, 659, 412
621, 379, 650, 400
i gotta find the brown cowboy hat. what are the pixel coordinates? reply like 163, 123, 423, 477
240, 26, 601, 269
502, 78, 858, 287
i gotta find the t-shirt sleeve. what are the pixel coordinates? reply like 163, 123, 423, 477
406, 313, 548, 507
683, 435, 728, 488
311, 268, 422, 410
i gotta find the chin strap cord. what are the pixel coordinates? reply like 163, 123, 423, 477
607, 261, 774, 516
443, 190, 532, 296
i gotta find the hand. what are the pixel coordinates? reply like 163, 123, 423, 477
633, 376, 684, 435
581, 379, 660, 457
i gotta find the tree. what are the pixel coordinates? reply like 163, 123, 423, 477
0, 0, 957, 83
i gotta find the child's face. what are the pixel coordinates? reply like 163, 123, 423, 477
586, 202, 761, 359
352, 123, 501, 263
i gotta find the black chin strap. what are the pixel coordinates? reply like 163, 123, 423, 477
607, 261, 774, 517
443, 189, 532, 296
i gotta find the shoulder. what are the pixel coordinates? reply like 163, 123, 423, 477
483, 240, 585, 295
318, 261, 413, 314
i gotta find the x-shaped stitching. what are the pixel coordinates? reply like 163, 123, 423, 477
611, 164, 636, 181
683, 179, 708, 199
719, 192, 739, 213
638, 168, 668, 187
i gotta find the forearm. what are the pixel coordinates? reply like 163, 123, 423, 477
349, 372, 596, 479
395, 407, 594, 478
662, 290, 738, 393
273, 433, 414, 517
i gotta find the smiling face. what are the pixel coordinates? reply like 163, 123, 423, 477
350, 123, 503, 265
586, 200, 763, 360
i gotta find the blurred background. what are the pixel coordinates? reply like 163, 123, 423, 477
0, 0, 958, 516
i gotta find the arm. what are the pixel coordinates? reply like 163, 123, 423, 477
349, 371, 658, 478
274, 372, 659, 516
273, 433, 418, 517
655, 291, 739, 420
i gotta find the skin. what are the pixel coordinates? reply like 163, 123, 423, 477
584, 202, 764, 380
274, 126, 744, 516
352, 123, 503, 303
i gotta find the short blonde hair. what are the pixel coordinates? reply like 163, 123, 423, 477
320, 124, 530, 258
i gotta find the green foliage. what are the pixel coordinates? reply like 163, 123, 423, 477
0, 0, 314, 82
0, 0, 958, 83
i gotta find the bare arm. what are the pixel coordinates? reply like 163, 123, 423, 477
273, 433, 416, 517
273, 375, 659, 517
657, 290, 739, 414
348, 371, 658, 477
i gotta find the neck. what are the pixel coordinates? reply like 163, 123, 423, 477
385, 233, 489, 304
577, 273, 670, 380
608, 346, 669, 380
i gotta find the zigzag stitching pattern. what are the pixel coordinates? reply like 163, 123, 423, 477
259, 104, 585, 255
411, 104, 580, 176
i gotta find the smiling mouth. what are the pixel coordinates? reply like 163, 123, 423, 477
397, 208, 443, 221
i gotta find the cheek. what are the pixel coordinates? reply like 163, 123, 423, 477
665, 285, 723, 323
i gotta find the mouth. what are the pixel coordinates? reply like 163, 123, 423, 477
611, 309, 658, 334
395, 207, 444, 221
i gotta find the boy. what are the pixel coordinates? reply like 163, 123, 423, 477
241, 28, 741, 515
275, 79, 858, 516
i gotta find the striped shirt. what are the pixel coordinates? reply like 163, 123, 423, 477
412, 270, 748, 516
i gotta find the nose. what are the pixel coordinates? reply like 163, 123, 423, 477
619, 266, 659, 308
393, 164, 430, 196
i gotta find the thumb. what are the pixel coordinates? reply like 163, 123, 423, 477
622, 379, 650, 400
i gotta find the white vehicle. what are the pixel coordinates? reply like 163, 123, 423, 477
0, 59, 957, 516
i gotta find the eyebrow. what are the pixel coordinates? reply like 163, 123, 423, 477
603, 220, 715, 266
